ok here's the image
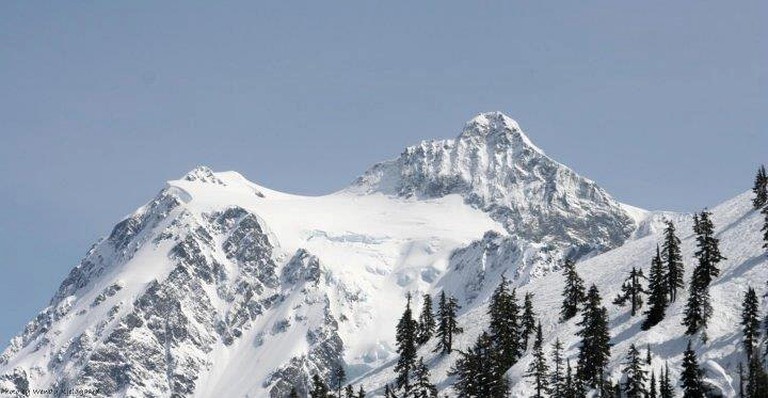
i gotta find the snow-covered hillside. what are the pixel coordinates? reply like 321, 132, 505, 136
0, 112, 763, 398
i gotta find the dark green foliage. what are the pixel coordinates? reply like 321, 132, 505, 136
692, 211, 725, 288
526, 322, 550, 398
560, 258, 587, 322
680, 341, 704, 398
621, 344, 647, 398
613, 267, 648, 316
550, 339, 565, 398
394, 293, 418, 394
311, 374, 331, 398
563, 359, 583, 398
488, 276, 522, 368
747, 354, 768, 398
662, 220, 685, 302
646, 344, 652, 365
649, 371, 658, 398
521, 292, 537, 351
739, 363, 745, 398
660, 363, 674, 398
753, 165, 768, 210
434, 291, 463, 354
356, 385, 366, 398
449, 331, 509, 398
576, 285, 612, 389
332, 365, 346, 398
762, 202, 768, 254
289, 387, 299, 398
741, 287, 761, 359
344, 385, 354, 398
411, 357, 438, 398
643, 246, 669, 330
683, 211, 725, 339
417, 294, 436, 346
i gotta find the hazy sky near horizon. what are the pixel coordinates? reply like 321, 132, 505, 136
0, 2, 765, 344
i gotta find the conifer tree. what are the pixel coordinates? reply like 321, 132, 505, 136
738, 362, 745, 398
289, 387, 300, 398
684, 211, 725, 339
560, 258, 587, 322
646, 344, 653, 365
411, 357, 437, 398
692, 210, 725, 287
576, 284, 612, 389
563, 359, 582, 398
741, 287, 761, 359
526, 322, 550, 398
762, 202, 768, 255
753, 165, 768, 210
680, 341, 704, 398
449, 331, 509, 398
394, 293, 418, 394
643, 246, 669, 330
311, 374, 331, 398
551, 339, 565, 398
332, 365, 347, 398
662, 220, 685, 302
356, 385, 366, 398
417, 294, 436, 345
344, 385, 354, 398
613, 267, 648, 316
488, 276, 521, 368
649, 371, 658, 398
384, 384, 394, 398
622, 344, 648, 398
521, 292, 537, 350
434, 291, 463, 354
660, 363, 674, 398
747, 354, 768, 398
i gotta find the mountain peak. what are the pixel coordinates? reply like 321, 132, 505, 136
182, 165, 226, 185
458, 111, 543, 154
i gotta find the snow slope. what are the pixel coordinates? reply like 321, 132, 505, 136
0, 112, 763, 397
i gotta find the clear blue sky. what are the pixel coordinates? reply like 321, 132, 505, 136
0, 2, 765, 345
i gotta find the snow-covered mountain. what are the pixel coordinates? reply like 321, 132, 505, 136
1, 112, 764, 397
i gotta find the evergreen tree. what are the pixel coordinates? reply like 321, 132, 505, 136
560, 258, 587, 322
646, 344, 653, 365
434, 292, 463, 354
747, 354, 768, 398
683, 211, 724, 339
384, 384, 394, 398
488, 276, 521, 368
649, 371, 658, 398
576, 285, 612, 389
563, 359, 583, 398
394, 293, 418, 394
344, 385, 354, 398
411, 357, 438, 398
660, 363, 674, 398
643, 246, 669, 330
613, 267, 648, 316
526, 322, 550, 398
311, 374, 331, 398
762, 202, 768, 255
680, 341, 704, 398
356, 385, 366, 398
752, 165, 768, 210
332, 365, 347, 398
289, 387, 300, 398
738, 362, 745, 398
621, 344, 648, 398
449, 331, 509, 398
692, 210, 725, 287
741, 287, 761, 359
662, 220, 685, 302
521, 292, 537, 351
551, 339, 565, 398
417, 294, 436, 346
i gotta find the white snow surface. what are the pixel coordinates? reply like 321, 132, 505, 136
0, 113, 764, 398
